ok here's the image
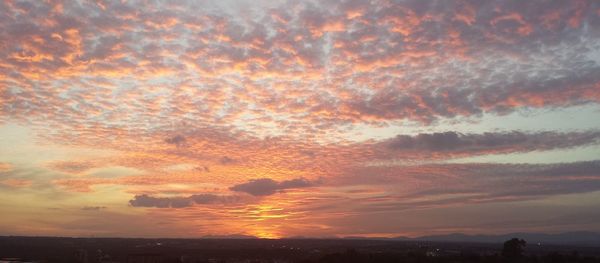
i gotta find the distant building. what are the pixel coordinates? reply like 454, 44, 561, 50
426, 249, 439, 257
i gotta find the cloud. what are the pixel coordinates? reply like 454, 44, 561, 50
129, 194, 192, 208
129, 193, 239, 208
229, 178, 315, 196
81, 206, 106, 211
196, 166, 210, 172
382, 130, 600, 154
219, 156, 236, 165
1, 0, 599, 141
164, 135, 186, 146
0, 162, 12, 172
51, 128, 600, 196
0, 178, 32, 188
190, 194, 240, 204
337, 160, 600, 210
47, 160, 97, 174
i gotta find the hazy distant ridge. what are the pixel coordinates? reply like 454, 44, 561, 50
388, 231, 600, 246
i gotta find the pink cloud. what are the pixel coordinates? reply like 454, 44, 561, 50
0, 178, 32, 188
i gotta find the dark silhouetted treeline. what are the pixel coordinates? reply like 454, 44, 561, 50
1, 236, 600, 263
302, 248, 600, 263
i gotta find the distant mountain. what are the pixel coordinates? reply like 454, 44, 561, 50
391, 231, 600, 246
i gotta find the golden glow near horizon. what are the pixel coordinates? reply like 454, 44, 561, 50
1, 0, 600, 238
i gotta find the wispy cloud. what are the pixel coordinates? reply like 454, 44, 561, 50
129, 194, 240, 208
230, 178, 315, 196
0, 162, 12, 172
81, 206, 106, 211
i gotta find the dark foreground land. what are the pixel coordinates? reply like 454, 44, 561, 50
1, 236, 600, 263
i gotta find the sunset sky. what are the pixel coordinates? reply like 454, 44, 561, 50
1, 0, 600, 239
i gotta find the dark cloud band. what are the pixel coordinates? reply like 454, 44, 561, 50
229, 178, 315, 196
129, 194, 239, 208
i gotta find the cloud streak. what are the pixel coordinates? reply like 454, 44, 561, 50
0, 162, 12, 172
380, 130, 600, 156
230, 178, 315, 196
81, 206, 106, 211
339, 160, 600, 207
129, 194, 240, 208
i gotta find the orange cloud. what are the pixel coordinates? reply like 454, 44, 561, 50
0, 162, 12, 172
0, 178, 32, 188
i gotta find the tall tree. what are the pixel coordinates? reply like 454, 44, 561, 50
502, 238, 527, 261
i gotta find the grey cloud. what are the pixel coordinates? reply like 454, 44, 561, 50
279, 178, 313, 189
190, 194, 240, 204
229, 178, 315, 196
475, 161, 600, 197
229, 179, 278, 196
384, 130, 600, 153
319, 160, 600, 217
344, 160, 600, 211
129, 193, 237, 208
129, 194, 191, 208
164, 135, 186, 146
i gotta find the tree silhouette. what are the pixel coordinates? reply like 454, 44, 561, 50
502, 238, 527, 261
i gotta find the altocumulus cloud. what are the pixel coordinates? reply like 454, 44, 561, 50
229, 178, 315, 196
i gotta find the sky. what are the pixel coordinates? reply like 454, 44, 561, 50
1, 0, 600, 239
